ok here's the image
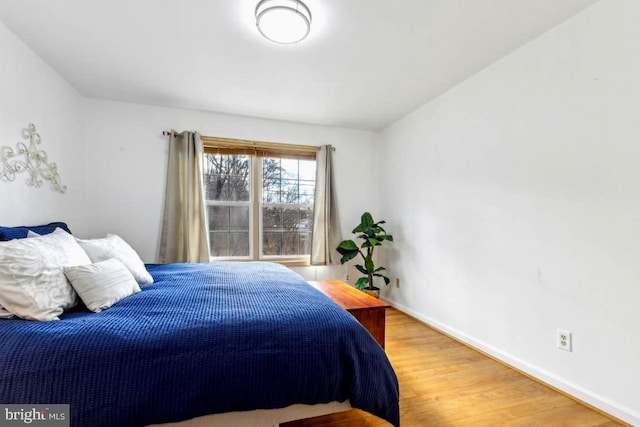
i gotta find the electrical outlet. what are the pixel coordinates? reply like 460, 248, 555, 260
346, 274, 350, 282
557, 329, 572, 352
395, 278, 400, 288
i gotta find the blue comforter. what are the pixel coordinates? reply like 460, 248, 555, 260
0, 262, 399, 426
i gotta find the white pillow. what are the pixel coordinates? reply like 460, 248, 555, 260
4, 230, 32, 317
75, 235, 153, 285
0, 228, 91, 321
64, 258, 141, 312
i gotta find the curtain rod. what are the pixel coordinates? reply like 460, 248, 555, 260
162, 131, 335, 151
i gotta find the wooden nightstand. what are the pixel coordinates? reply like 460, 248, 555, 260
307, 280, 390, 348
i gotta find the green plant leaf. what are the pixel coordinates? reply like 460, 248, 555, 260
339, 252, 358, 264
361, 212, 374, 228
365, 256, 374, 273
355, 265, 368, 275
381, 235, 394, 241
374, 266, 386, 272
336, 240, 359, 264
367, 238, 380, 247
371, 227, 384, 235
337, 240, 358, 251
355, 277, 369, 290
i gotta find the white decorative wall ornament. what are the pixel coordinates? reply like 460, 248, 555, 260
0, 124, 66, 193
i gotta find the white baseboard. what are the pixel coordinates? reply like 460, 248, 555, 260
383, 298, 640, 426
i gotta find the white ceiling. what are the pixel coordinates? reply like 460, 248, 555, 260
0, 0, 599, 130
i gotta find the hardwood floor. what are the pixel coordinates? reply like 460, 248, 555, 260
283, 309, 624, 427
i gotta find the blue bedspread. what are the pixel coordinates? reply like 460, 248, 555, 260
0, 262, 399, 426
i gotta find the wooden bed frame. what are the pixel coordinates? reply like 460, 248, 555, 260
150, 401, 352, 427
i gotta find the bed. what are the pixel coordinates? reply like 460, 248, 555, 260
0, 259, 400, 426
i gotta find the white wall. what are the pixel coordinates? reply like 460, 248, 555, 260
83, 98, 378, 280
377, 0, 639, 423
0, 21, 86, 233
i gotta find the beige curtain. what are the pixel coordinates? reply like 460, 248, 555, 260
159, 131, 210, 263
310, 145, 341, 265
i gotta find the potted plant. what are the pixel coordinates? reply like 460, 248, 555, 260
336, 212, 394, 298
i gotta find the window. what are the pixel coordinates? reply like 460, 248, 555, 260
262, 158, 316, 257
202, 138, 316, 262
203, 154, 252, 258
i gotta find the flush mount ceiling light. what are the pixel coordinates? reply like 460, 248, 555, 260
255, 0, 312, 44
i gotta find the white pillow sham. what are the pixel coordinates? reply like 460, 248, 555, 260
64, 258, 141, 312
0, 306, 14, 319
0, 228, 91, 321
75, 235, 153, 285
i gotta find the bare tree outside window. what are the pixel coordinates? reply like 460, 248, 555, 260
203, 154, 315, 259
203, 155, 250, 202
203, 154, 251, 257
262, 157, 315, 257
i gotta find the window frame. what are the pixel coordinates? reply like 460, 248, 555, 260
202, 137, 317, 265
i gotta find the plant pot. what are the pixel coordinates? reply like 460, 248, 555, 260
363, 287, 380, 299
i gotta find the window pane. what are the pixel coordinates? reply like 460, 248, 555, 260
263, 190, 281, 204
263, 206, 281, 229
229, 206, 249, 231
281, 178, 299, 204
299, 183, 314, 205
210, 231, 229, 257
299, 207, 312, 230
300, 231, 311, 255
260, 157, 315, 258
203, 154, 251, 202
262, 158, 282, 203
261, 158, 316, 206
282, 207, 299, 229
280, 158, 299, 176
230, 232, 250, 257
209, 206, 249, 258
299, 161, 316, 181
209, 206, 229, 231
282, 231, 299, 256
261, 207, 313, 256
263, 232, 282, 256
